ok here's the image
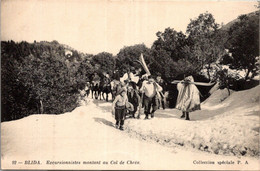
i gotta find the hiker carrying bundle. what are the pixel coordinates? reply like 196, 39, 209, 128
140, 76, 162, 119
175, 75, 201, 120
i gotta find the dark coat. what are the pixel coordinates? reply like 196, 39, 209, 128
127, 90, 140, 105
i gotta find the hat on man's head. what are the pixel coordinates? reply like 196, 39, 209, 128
183, 75, 194, 85
184, 75, 194, 82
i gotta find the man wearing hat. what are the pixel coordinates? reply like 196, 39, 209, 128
140, 76, 162, 119
112, 87, 128, 130
156, 75, 167, 110
92, 72, 101, 86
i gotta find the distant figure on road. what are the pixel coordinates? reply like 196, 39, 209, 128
156, 75, 167, 110
85, 82, 91, 98
91, 72, 101, 99
176, 76, 201, 120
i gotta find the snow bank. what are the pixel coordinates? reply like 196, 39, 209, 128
202, 88, 233, 107
1, 92, 259, 169
125, 86, 260, 157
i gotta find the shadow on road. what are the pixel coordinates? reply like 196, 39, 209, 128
93, 117, 114, 128
155, 109, 179, 118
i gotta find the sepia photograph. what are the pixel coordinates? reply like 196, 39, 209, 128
1, 0, 259, 170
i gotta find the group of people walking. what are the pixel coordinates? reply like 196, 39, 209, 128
112, 74, 164, 130
112, 77, 160, 130
80, 66, 203, 131
110, 67, 202, 131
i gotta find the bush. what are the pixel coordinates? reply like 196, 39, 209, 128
1, 41, 80, 122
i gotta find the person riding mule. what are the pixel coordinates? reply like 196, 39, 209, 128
99, 74, 112, 101
92, 72, 101, 86
91, 72, 101, 99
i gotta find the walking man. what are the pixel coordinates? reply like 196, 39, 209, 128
127, 82, 140, 118
112, 88, 128, 130
156, 75, 167, 109
140, 76, 162, 119
175, 76, 201, 120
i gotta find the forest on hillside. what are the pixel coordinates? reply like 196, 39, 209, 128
1, 11, 259, 122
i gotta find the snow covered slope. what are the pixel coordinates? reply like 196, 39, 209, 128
126, 85, 260, 157
1, 86, 259, 170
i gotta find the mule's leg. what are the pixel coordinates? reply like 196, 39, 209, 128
104, 92, 108, 102
97, 91, 99, 100
95, 90, 98, 99
107, 91, 110, 102
107, 89, 111, 102
86, 90, 90, 98
102, 92, 106, 101
98, 91, 100, 100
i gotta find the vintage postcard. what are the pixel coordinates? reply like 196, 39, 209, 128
1, 0, 259, 170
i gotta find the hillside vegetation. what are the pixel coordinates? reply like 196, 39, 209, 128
1, 10, 259, 121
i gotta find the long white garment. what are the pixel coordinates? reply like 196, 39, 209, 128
175, 76, 201, 112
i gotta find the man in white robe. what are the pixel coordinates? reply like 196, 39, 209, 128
176, 76, 201, 120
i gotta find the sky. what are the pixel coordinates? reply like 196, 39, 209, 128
1, 0, 258, 55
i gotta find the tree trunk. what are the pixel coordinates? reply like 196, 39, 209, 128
227, 84, 231, 96
207, 64, 211, 81
244, 68, 251, 81
40, 100, 43, 114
